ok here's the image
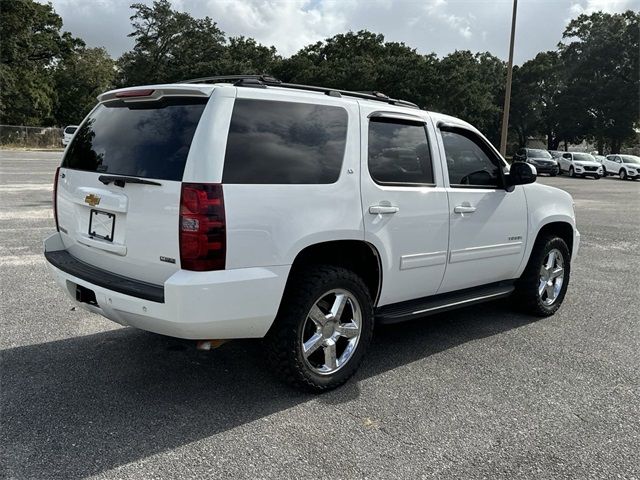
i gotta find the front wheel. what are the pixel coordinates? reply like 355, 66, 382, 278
513, 236, 571, 317
264, 265, 374, 392
620, 169, 627, 180
569, 166, 576, 178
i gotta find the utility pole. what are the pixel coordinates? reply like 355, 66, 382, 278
499, 0, 518, 157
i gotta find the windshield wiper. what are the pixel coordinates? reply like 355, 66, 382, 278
98, 175, 162, 188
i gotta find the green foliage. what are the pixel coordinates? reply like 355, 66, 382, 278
116, 0, 280, 85
53, 48, 115, 126
434, 51, 505, 145
559, 10, 639, 153
0, 0, 81, 125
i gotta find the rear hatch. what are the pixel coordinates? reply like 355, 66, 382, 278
56, 89, 210, 285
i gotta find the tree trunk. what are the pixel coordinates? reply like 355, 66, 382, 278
610, 138, 621, 154
563, 140, 568, 151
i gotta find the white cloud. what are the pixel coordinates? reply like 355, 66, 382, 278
41, 0, 640, 65
569, 0, 636, 17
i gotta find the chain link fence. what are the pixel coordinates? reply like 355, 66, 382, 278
0, 125, 63, 149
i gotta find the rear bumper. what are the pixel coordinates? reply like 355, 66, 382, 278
44, 233, 289, 339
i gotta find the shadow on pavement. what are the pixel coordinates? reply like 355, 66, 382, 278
1, 302, 533, 478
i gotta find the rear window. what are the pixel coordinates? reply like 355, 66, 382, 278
222, 99, 348, 184
64, 126, 77, 134
62, 97, 207, 181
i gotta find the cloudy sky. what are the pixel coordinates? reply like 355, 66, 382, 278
42, 0, 639, 64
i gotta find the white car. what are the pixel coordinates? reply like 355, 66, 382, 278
602, 154, 640, 180
44, 76, 580, 391
62, 125, 79, 146
558, 152, 603, 178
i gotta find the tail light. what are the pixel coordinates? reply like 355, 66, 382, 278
179, 183, 226, 271
53, 167, 60, 231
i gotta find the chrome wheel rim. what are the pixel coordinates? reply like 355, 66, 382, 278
301, 289, 362, 375
538, 249, 565, 306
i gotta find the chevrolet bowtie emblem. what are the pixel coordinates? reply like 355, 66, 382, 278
84, 193, 101, 207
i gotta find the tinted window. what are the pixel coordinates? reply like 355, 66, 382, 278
527, 149, 552, 159
62, 97, 207, 181
368, 118, 433, 185
441, 130, 501, 187
223, 99, 348, 184
64, 126, 77, 134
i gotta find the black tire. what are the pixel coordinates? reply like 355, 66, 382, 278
513, 235, 571, 317
602, 167, 607, 177
620, 169, 627, 180
264, 265, 374, 392
569, 166, 576, 178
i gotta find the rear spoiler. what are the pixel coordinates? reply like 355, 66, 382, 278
98, 87, 211, 104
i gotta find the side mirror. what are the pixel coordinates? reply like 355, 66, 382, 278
506, 162, 536, 191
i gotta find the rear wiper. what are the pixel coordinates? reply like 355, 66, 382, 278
98, 175, 162, 188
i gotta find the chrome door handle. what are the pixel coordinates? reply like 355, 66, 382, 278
454, 204, 476, 214
369, 205, 399, 214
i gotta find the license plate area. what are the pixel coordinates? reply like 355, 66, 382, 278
88, 209, 115, 242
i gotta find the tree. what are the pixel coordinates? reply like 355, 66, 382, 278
53, 47, 115, 126
275, 30, 438, 109
0, 0, 81, 125
221, 37, 280, 75
434, 51, 505, 146
559, 10, 640, 153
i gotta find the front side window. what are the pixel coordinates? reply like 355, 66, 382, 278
367, 118, 434, 185
223, 99, 348, 184
441, 129, 501, 187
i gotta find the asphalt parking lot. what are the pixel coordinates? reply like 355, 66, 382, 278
1, 149, 639, 479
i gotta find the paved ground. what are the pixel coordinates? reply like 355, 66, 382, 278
1, 149, 639, 479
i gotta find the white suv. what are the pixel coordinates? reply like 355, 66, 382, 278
557, 152, 603, 178
62, 125, 79, 146
44, 76, 580, 391
602, 154, 640, 180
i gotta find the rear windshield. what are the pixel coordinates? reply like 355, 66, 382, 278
62, 97, 207, 181
64, 126, 77, 134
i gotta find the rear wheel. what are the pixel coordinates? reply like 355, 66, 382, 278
264, 265, 374, 392
513, 236, 571, 317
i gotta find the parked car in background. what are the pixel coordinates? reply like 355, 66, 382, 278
557, 152, 603, 178
62, 125, 79, 146
603, 154, 640, 180
513, 148, 559, 176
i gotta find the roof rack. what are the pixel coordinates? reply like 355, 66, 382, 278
180, 75, 419, 109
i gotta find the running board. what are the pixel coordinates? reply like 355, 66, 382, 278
375, 281, 515, 324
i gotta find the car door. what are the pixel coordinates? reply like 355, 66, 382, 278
607, 156, 622, 174
435, 122, 528, 293
360, 106, 449, 306
560, 153, 572, 172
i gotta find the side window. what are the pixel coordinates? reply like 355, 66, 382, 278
222, 99, 348, 184
563, 153, 571, 159
615, 156, 622, 163
441, 129, 501, 187
367, 118, 434, 185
